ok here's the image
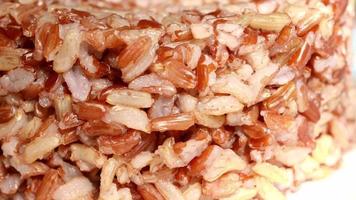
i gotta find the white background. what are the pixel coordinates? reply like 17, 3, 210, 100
288, 150, 356, 200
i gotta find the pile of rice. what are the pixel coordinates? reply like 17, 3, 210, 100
0, 0, 355, 199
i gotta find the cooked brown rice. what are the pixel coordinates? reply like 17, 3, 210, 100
0, 0, 355, 199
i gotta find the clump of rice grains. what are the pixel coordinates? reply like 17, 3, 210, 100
0, 0, 354, 199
